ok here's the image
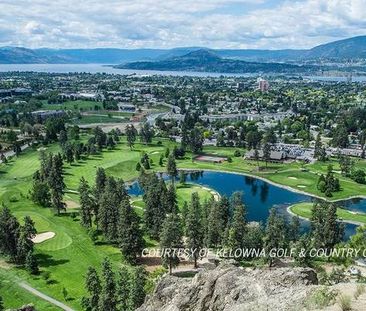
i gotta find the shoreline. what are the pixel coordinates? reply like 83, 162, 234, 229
287, 204, 365, 226
176, 167, 366, 203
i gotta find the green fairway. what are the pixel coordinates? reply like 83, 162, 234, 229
1, 137, 366, 309
289, 202, 366, 225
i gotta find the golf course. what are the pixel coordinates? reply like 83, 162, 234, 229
1, 135, 366, 309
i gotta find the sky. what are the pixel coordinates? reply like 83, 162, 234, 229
0, 0, 365, 50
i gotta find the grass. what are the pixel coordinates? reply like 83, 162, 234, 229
289, 202, 366, 225
1, 137, 366, 309
41, 100, 102, 112
72, 115, 127, 125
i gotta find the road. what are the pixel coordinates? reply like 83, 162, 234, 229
19, 282, 75, 311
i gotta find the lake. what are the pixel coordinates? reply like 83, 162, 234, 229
1, 63, 366, 81
128, 170, 363, 238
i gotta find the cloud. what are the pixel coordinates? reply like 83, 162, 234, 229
0, 0, 365, 49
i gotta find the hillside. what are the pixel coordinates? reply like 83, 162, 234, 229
116, 49, 314, 74
0, 35, 366, 64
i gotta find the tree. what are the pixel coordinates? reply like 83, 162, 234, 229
79, 177, 94, 228
128, 266, 146, 310
227, 192, 247, 254
311, 202, 344, 252
186, 193, 204, 268
314, 133, 323, 160
98, 177, 120, 241
166, 154, 177, 184
0, 206, 20, 262
189, 127, 204, 153
25, 251, 39, 274
263, 143, 271, 168
118, 199, 145, 264
339, 155, 354, 177
160, 211, 183, 274
293, 234, 313, 267
206, 199, 225, 247
263, 208, 288, 267
99, 258, 117, 311
83, 266, 101, 311
30, 178, 51, 207
116, 265, 130, 311
126, 124, 137, 150
139, 122, 154, 145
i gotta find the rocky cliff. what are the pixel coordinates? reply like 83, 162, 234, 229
138, 262, 319, 311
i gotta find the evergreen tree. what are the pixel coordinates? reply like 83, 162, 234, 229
263, 208, 288, 266
166, 154, 177, 184
293, 234, 313, 267
288, 216, 300, 242
0, 206, 20, 262
165, 184, 178, 213
186, 193, 204, 268
79, 177, 94, 228
143, 175, 166, 239
98, 177, 120, 241
118, 199, 145, 264
25, 251, 39, 274
128, 266, 146, 310
227, 192, 247, 254
95, 167, 107, 202
139, 122, 154, 145
314, 133, 323, 160
83, 266, 101, 311
116, 265, 131, 311
126, 124, 137, 150
206, 199, 225, 247
311, 202, 344, 252
48, 155, 66, 214
263, 143, 271, 167
30, 178, 51, 207
160, 211, 183, 274
99, 258, 117, 311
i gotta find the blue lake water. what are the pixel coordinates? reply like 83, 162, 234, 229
128, 171, 364, 239
1, 64, 366, 81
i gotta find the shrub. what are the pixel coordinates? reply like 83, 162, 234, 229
234, 150, 241, 157
338, 294, 351, 311
354, 284, 365, 299
305, 287, 337, 309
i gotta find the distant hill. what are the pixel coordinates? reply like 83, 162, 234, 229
304, 35, 366, 59
0, 35, 366, 64
116, 49, 315, 74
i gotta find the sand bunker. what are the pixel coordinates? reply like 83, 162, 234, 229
288, 176, 298, 180
297, 185, 307, 188
32, 232, 55, 243
65, 200, 79, 209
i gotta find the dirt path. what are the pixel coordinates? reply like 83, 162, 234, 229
19, 282, 74, 311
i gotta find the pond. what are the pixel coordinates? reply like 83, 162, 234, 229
128, 170, 364, 239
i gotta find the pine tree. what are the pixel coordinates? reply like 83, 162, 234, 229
118, 199, 145, 264
206, 199, 224, 247
143, 175, 166, 239
99, 258, 117, 311
128, 266, 146, 310
0, 206, 20, 262
116, 265, 131, 311
227, 192, 247, 253
186, 193, 204, 268
165, 184, 178, 214
139, 122, 154, 145
79, 177, 94, 228
48, 155, 66, 214
263, 208, 288, 267
16, 230, 34, 264
126, 124, 137, 150
314, 133, 323, 159
160, 211, 183, 274
311, 202, 344, 251
95, 167, 107, 204
30, 178, 51, 207
166, 154, 178, 184
98, 177, 120, 241
263, 143, 271, 167
83, 266, 101, 311
25, 251, 39, 274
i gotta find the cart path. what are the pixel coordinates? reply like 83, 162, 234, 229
19, 282, 74, 311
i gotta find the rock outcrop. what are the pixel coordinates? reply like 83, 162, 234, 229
138, 262, 319, 311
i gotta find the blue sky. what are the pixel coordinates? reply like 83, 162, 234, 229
0, 0, 365, 49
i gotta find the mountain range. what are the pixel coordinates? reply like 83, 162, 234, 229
0, 35, 366, 64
